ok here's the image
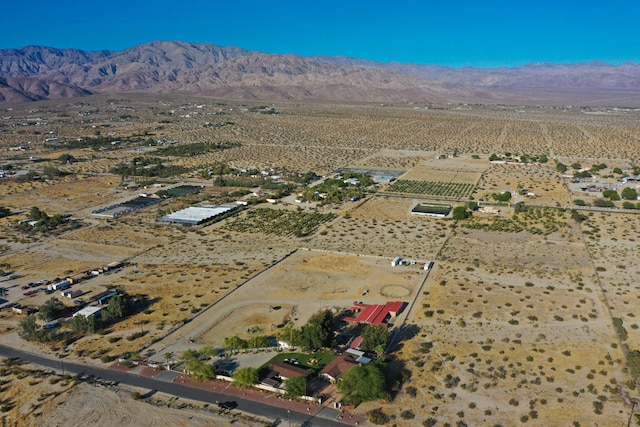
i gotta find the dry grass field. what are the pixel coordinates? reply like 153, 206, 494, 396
2, 95, 640, 426
383, 222, 630, 426
473, 162, 572, 207
580, 212, 640, 348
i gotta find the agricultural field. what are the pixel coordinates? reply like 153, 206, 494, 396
386, 179, 476, 199
222, 207, 337, 237
385, 162, 483, 199
2, 95, 640, 426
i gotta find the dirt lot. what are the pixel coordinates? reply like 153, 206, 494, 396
147, 249, 426, 357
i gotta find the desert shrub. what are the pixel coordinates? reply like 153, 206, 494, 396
406, 386, 418, 397
367, 408, 389, 425
612, 317, 628, 341
400, 409, 415, 419
593, 400, 603, 414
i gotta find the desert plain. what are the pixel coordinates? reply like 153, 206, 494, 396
1, 95, 640, 426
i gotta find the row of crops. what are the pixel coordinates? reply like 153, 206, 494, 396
385, 180, 475, 199
223, 208, 337, 237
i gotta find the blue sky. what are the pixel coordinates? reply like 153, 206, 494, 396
2, 0, 638, 68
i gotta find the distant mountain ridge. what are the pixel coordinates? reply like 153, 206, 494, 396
0, 41, 638, 105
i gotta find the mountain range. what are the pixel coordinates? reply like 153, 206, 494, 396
0, 41, 638, 106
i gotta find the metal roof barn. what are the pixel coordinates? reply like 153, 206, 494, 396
73, 306, 103, 318
157, 204, 236, 225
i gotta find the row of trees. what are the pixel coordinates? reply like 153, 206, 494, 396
18, 206, 66, 233
18, 294, 135, 341
273, 310, 392, 354
489, 153, 548, 163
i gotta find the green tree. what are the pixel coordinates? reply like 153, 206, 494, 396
513, 201, 528, 214
191, 362, 215, 381
602, 190, 620, 200
58, 153, 76, 164
71, 314, 96, 333
233, 367, 259, 388
300, 322, 328, 351
180, 349, 214, 380
592, 198, 614, 208
338, 362, 389, 405
555, 161, 568, 173
184, 358, 214, 380
452, 206, 470, 220
18, 315, 40, 341
491, 192, 512, 202
360, 324, 391, 354
106, 294, 129, 319
199, 345, 218, 359
300, 310, 334, 351
284, 375, 307, 398
570, 209, 587, 223
38, 297, 65, 321
28, 206, 47, 221
164, 352, 174, 369
538, 154, 548, 163
621, 187, 638, 200
223, 335, 248, 353
275, 324, 302, 348
181, 349, 200, 363
43, 165, 64, 177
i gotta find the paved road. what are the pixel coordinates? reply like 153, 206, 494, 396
0, 344, 347, 427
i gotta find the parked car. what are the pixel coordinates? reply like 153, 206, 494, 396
217, 401, 238, 410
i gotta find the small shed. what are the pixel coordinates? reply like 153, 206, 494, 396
73, 306, 103, 318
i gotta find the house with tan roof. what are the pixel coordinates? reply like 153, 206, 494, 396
268, 361, 312, 380
319, 354, 359, 383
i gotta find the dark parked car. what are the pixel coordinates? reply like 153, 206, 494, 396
217, 401, 238, 410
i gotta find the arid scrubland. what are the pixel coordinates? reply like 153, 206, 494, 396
2, 95, 640, 426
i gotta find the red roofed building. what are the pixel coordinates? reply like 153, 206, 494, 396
343, 301, 406, 327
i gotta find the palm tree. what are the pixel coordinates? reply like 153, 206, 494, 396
164, 352, 173, 370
